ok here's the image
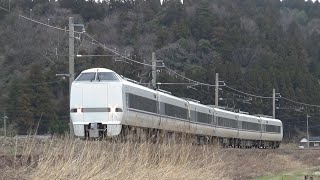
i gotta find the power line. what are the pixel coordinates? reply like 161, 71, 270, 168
1, 80, 65, 88
77, 54, 116, 57
0, 6, 83, 34
2, 4, 320, 112
84, 33, 164, 67
82, 32, 281, 100
15, 80, 64, 86
81, 32, 221, 87
224, 85, 273, 99
77, 35, 320, 108
164, 67, 200, 84
164, 67, 225, 87
281, 96, 320, 108
83, 32, 320, 113
157, 82, 198, 85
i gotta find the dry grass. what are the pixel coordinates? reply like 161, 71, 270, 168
279, 143, 298, 149
1, 138, 318, 180
223, 149, 305, 179
1, 137, 227, 180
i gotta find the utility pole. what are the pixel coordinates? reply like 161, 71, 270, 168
69, 17, 75, 138
151, 52, 156, 89
307, 114, 310, 149
272, 88, 275, 119
3, 112, 7, 137
215, 73, 219, 107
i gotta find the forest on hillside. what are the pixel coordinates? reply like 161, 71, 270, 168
0, 0, 320, 141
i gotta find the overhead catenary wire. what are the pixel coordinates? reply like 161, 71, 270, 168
82, 32, 289, 100
157, 82, 198, 85
280, 96, 320, 108
1, 80, 65, 88
81, 33, 224, 88
78, 34, 320, 108
3, 4, 318, 110
224, 85, 273, 99
0, 6, 83, 34
15, 80, 64, 86
0, 5, 79, 65
164, 67, 221, 87
84, 33, 164, 68
77, 54, 117, 57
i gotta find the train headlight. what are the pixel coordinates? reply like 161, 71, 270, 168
115, 108, 123, 112
110, 105, 122, 112
70, 108, 83, 113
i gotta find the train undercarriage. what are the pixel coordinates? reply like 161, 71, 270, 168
82, 123, 280, 149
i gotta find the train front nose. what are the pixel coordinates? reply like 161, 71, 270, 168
70, 83, 123, 138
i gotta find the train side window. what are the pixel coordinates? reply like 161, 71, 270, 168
127, 93, 158, 113
217, 117, 238, 128
164, 103, 188, 119
241, 121, 260, 131
197, 112, 211, 124
266, 125, 281, 133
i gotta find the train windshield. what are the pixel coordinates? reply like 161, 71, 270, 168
97, 72, 119, 81
75, 73, 96, 81
75, 72, 119, 81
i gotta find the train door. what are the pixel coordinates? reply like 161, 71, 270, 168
212, 108, 217, 136
259, 117, 263, 141
123, 85, 129, 124
236, 114, 240, 139
158, 94, 167, 130
186, 101, 191, 134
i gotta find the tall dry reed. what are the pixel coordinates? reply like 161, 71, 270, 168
2, 136, 310, 180
1, 136, 228, 180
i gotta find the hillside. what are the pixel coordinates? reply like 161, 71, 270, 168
0, 0, 320, 139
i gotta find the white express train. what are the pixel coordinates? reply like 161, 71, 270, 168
70, 68, 283, 148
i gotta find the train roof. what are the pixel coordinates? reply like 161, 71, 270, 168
157, 90, 188, 102
77, 68, 282, 123
213, 107, 238, 115
81, 68, 115, 73
258, 116, 282, 123
238, 112, 261, 119
188, 101, 212, 109
122, 78, 153, 92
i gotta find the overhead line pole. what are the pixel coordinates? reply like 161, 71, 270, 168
273, 88, 275, 119
215, 73, 219, 107
307, 114, 310, 149
3, 112, 7, 137
152, 52, 156, 89
69, 17, 75, 138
